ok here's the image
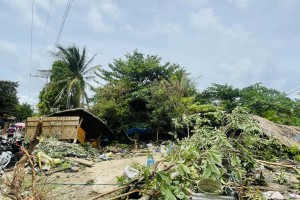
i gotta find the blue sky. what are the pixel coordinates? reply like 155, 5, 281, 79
0, 0, 300, 110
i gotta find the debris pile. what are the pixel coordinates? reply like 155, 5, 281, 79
108, 108, 300, 200
34, 139, 98, 160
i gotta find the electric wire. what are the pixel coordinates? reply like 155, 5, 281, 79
55, 0, 74, 45
29, 0, 35, 110
44, 0, 74, 80
283, 84, 300, 93
43, 0, 74, 72
286, 87, 300, 96
38, 0, 53, 67
29, 0, 35, 73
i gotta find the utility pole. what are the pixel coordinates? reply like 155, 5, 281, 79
30, 69, 51, 84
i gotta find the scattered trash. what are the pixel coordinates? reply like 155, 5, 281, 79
289, 193, 300, 199
99, 152, 113, 161
191, 192, 235, 200
146, 154, 155, 168
197, 179, 223, 194
263, 191, 284, 200
70, 166, 80, 172
124, 165, 139, 179
146, 143, 152, 148
36, 151, 61, 171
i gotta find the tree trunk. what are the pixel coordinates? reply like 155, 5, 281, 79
156, 125, 160, 142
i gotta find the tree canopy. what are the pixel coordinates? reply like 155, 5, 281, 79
38, 61, 70, 115
198, 83, 300, 126
51, 45, 100, 109
16, 103, 34, 121
92, 50, 199, 139
38, 45, 100, 114
0, 81, 19, 117
35, 46, 300, 139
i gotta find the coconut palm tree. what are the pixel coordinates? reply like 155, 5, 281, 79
52, 45, 100, 109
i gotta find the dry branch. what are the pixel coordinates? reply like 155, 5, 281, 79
88, 186, 129, 200
6, 120, 43, 200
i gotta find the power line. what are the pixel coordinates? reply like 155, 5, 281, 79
286, 87, 300, 96
55, 0, 74, 46
30, 0, 35, 72
42, 0, 73, 71
38, 0, 53, 67
29, 0, 35, 110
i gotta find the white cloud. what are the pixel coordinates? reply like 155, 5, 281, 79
125, 21, 181, 38
86, 7, 111, 33
190, 7, 222, 31
3, 0, 44, 29
227, 0, 250, 8
190, 7, 254, 42
0, 40, 18, 56
215, 58, 268, 87
100, 0, 120, 20
187, 0, 209, 8
85, 0, 120, 33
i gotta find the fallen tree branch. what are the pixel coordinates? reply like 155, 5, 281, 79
256, 159, 300, 174
6, 120, 43, 199
106, 189, 140, 200
89, 185, 129, 200
20, 146, 36, 196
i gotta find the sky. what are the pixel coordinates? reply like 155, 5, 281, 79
0, 0, 300, 111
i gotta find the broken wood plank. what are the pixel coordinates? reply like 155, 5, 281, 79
66, 157, 95, 167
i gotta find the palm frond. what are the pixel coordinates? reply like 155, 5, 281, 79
53, 84, 68, 108
81, 53, 97, 73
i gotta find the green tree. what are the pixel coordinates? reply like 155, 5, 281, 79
147, 69, 200, 140
239, 83, 296, 124
16, 103, 33, 121
0, 81, 19, 117
51, 45, 100, 109
99, 50, 177, 87
38, 61, 70, 115
199, 83, 300, 126
198, 83, 240, 111
92, 50, 199, 139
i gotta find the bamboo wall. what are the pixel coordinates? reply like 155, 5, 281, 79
25, 117, 80, 140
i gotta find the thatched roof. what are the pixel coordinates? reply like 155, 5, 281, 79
47, 108, 114, 141
252, 115, 300, 148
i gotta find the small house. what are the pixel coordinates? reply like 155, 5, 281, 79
26, 108, 114, 147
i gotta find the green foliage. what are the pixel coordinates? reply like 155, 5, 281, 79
275, 172, 288, 184
38, 45, 100, 114
239, 83, 295, 124
92, 50, 198, 138
199, 82, 300, 126
0, 81, 19, 116
16, 103, 33, 121
38, 61, 71, 114
121, 108, 299, 199
198, 83, 240, 111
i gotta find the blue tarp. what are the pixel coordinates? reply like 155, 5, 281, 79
127, 127, 152, 135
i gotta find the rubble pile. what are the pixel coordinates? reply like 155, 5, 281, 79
111, 108, 300, 200
34, 139, 98, 160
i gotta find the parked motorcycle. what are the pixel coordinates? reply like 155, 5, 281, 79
0, 136, 24, 176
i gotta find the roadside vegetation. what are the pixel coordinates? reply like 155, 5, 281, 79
1, 45, 300, 199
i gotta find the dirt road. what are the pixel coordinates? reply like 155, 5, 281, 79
43, 154, 160, 200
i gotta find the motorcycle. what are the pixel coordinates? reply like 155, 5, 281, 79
0, 136, 24, 176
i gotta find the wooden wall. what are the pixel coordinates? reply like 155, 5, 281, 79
25, 117, 80, 140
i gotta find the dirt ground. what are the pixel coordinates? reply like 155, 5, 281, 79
1, 154, 160, 200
